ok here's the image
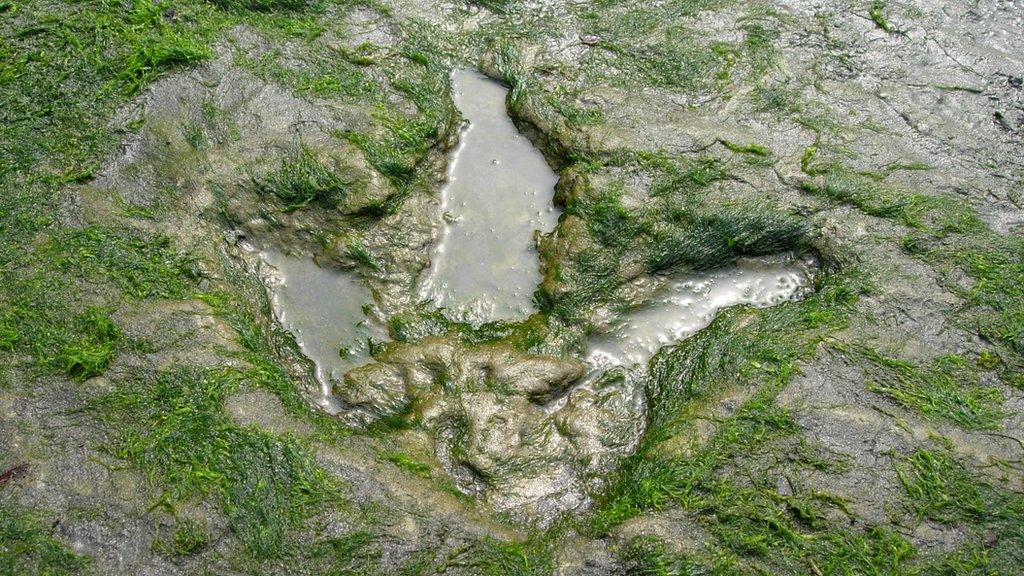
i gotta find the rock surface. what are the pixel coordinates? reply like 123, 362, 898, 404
2, 0, 1023, 574
341, 337, 643, 521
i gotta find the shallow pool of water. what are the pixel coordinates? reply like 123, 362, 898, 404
418, 68, 561, 323
586, 255, 815, 374
262, 251, 384, 413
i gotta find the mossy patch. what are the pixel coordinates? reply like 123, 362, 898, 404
592, 267, 863, 532
869, 1, 894, 33
466, 537, 553, 576
608, 381, 919, 574
2, 292, 122, 382
380, 451, 432, 478
800, 165, 940, 228
251, 147, 355, 212
923, 233, 1024, 359
323, 18, 460, 210
57, 307, 121, 382
896, 447, 1024, 572
0, 505, 89, 576
311, 530, 382, 574
211, 0, 312, 12
0, 223, 202, 382
539, 152, 809, 321
344, 239, 381, 272
719, 139, 772, 157
152, 518, 210, 557
571, 0, 761, 96
49, 227, 202, 300
237, 43, 380, 100
88, 366, 339, 558
801, 158, 1022, 378
386, 306, 546, 350
835, 346, 1006, 431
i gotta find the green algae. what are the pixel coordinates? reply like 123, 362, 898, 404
232, 17, 457, 205
55, 307, 121, 382
251, 147, 356, 212
0, 0, 559, 571
1, 0, 376, 541
2, 0, 1023, 573
237, 46, 380, 100
591, 268, 863, 532
469, 537, 553, 576
0, 222, 201, 383
870, 1, 894, 33
609, 381, 922, 575
340, 19, 460, 202
797, 151, 1022, 381
380, 451, 432, 479
212, 0, 312, 12
50, 227, 203, 300
929, 233, 1024, 359
803, 157, 1023, 376
837, 346, 1006, 431
88, 366, 340, 559
0, 291, 122, 383
539, 153, 810, 322
0, 506, 89, 576
719, 139, 772, 157
152, 518, 211, 557
623, 525, 916, 576
897, 447, 1024, 573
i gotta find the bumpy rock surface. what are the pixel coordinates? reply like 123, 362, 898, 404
341, 337, 644, 521
2, 0, 1023, 574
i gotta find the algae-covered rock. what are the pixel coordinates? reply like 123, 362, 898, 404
339, 336, 642, 523
337, 362, 408, 417
86, 30, 440, 316
338, 336, 586, 411
10, 0, 1024, 571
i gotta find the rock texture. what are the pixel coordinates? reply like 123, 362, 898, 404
341, 337, 643, 521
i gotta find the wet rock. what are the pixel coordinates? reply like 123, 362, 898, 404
553, 538, 619, 576
0, 373, 193, 576
16, 0, 1024, 570
338, 362, 408, 417
340, 337, 641, 523
224, 389, 313, 437
480, 349, 585, 402
87, 33, 440, 318
339, 337, 586, 413
615, 509, 713, 556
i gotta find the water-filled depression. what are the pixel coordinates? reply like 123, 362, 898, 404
418, 68, 561, 323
